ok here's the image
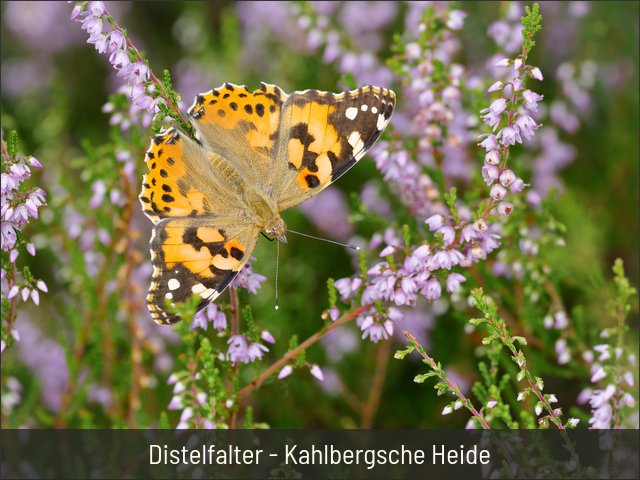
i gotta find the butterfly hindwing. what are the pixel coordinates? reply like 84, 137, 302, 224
274, 86, 395, 211
148, 217, 260, 324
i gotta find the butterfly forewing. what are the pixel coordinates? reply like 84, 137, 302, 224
273, 86, 395, 211
187, 82, 288, 184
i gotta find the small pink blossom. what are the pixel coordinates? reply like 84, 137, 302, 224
261, 330, 276, 344
278, 365, 293, 380
310, 365, 324, 381
445, 273, 466, 293
425, 214, 444, 231
530, 67, 543, 81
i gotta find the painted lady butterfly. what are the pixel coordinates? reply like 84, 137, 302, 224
139, 83, 395, 324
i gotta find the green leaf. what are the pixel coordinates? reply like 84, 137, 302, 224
394, 346, 415, 360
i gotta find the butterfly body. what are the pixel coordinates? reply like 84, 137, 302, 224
140, 83, 395, 324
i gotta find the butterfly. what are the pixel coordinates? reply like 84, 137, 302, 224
139, 83, 395, 324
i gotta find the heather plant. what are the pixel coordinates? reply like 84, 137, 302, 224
0, 0, 637, 440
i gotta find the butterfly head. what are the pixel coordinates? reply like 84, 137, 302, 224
264, 216, 287, 244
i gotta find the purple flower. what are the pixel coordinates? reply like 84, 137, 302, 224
460, 225, 478, 243
334, 277, 362, 301
247, 341, 269, 362
109, 50, 130, 70
310, 365, 324, 381
485, 150, 501, 165
422, 278, 442, 302
555, 338, 571, 365
481, 165, 499, 185
588, 385, 615, 428
590, 365, 606, 383
106, 30, 125, 53
515, 114, 538, 140
425, 214, 445, 231
379, 245, 395, 257
81, 16, 103, 37
436, 226, 456, 246
230, 259, 267, 293
530, 67, 543, 81
478, 134, 498, 151
360, 317, 393, 343
522, 90, 544, 112
487, 80, 504, 93
481, 98, 507, 130
191, 303, 227, 331
261, 330, 276, 344
497, 125, 521, 146
226, 334, 249, 364
445, 273, 466, 293
278, 365, 293, 380
497, 202, 514, 217
499, 169, 516, 186
490, 184, 507, 201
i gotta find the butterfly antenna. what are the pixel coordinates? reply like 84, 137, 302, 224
286, 229, 360, 251
274, 239, 280, 310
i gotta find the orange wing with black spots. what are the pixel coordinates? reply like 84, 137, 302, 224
139, 127, 257, 324
139, 127, 246, 224
187, 82, 288, 183
141, 83, 395, 325
147, 217, 259, 325
273, 86, 395, 211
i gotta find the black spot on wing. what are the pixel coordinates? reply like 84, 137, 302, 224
305, 174, 320, 188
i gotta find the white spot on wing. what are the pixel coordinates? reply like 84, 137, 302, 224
165, 292, 173, 299
201, 288, 215, 298
354, 149, 367, 161
361, 104, 368, 111
347, 131, 364, 153
191, 283, 206, 295
168, 278, 180, 291
377, 113, 386, 130
371, 106, 378, 114
345, 107, 358, 120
